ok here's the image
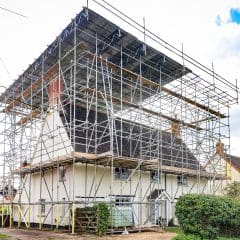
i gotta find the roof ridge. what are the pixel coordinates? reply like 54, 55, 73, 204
225, 153, 240, 159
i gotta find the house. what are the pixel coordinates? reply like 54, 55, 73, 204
205, 140, 240, 195
13, 104, 211, 228
0, 5, 234, 233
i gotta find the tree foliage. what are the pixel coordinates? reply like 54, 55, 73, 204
224, 181, 240, 198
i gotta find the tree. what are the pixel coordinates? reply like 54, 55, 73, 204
224, 181, 240, 198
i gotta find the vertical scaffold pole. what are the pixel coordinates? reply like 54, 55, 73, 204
28, 206, 30, 228
9, 204, 12, 228
71, 203, 75, 234
71, 15, 77, 235
1, 205, 4, 227
18, 205, 21, 227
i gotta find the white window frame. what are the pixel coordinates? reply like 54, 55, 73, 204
150, 171, 160, 183
39, 199, 46, 214
177, 175, 188, 186
115, 167, 131, 180
115, 196, 132, 206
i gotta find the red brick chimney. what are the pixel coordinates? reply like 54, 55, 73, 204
171, 114, 181, 137
48, 76, 64, 108
216, 140, 224, 156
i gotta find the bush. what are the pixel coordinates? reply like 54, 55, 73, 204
225, 182, 240, 198
96, 202, 110, 236
78, 203, 110, 236
0, 207, 7, 214
176, 194, 240, 239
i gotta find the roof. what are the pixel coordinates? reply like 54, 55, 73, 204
61, 104, 204, 172
0, 7, 190, 103
147, 189, 173, 201
147, 189, 164, 200
225, 154, 240, 171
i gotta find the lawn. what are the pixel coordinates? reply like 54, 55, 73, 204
0, 233, 9, 239
164, 227, 240, 240
164, 227, 183, 234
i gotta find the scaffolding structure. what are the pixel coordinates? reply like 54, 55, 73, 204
0, 1, 238, 233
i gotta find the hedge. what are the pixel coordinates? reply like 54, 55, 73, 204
176, 194, 240, 239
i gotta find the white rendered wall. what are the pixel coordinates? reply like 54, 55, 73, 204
32, 110, 73, 165
13, 163, 206, 226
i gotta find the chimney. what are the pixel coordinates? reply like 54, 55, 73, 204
172, 114, 181, 137
216, 140, 224, 156
48, 76, 64, 108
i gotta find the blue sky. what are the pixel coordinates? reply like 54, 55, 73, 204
230, 8, 240, 24
216, 8, 240, 25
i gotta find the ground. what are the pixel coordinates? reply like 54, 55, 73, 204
0, 228, 176, 240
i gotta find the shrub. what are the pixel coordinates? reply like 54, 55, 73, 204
176, 194, 240, 239
0, 207, 7, 214
78, 203, 110, 236
96, 202, 110, 236
225, 182, 240, 198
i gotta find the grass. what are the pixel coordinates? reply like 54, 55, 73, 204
218, 238, 240, 240
172, 234, 240, 240
165, 227, 240, 240
164, 226, 183, 234
0, 233, 9, 239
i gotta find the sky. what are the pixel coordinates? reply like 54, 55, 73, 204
0, 0, 240, 154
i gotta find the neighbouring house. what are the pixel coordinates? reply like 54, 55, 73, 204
205, 140, 240, 195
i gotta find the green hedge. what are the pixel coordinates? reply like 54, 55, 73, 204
176, 194, 240, 239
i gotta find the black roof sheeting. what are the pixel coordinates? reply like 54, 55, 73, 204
1, 7, 190, 102
61, 104, 202, 171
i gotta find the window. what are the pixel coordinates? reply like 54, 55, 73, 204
59, 165, 66, 182
115, 167, 131, 180
115, 196, 132, 206
177, 175, 188, 186
61, 197, 66, 218
150, 171, 160, 183
39, 199, 46, 214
